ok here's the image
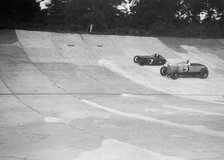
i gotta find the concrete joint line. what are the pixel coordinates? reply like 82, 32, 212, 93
51, 39, 63, 57
0, 74, 46, 117
18, 40, 68, 95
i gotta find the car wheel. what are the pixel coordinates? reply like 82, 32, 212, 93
171, 72, 178, 80
160, 66, 167, 76
200, 69, 209, 79
133, 56, 140, 63
139, 60, 145, 66
138, 58, 145, 66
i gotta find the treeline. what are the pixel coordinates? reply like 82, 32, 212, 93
0, 0, 224, 37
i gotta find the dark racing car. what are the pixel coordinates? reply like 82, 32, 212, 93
160, 60, 209, 80
133, 54, 167, 66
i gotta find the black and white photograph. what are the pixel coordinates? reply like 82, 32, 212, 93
0, 0, 224, 160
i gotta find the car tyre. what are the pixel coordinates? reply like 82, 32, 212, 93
133, 56, 140, 63
171, 72, 178, 80
160, 66, 167, 76
139, 60, 145, 66
200, 69, 209, 79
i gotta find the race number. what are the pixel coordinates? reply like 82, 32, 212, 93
183, 66, 189, 72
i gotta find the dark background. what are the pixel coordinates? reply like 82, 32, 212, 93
0, 0, 224, 38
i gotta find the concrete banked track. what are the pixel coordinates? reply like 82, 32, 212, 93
0, 30, 224, 160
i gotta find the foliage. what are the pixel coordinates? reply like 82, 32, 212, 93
129, 0, 180, 28
0, 0, 224, 37
177, 0, 224, 24
44, 0, 123, 31
0, 0, 40, 23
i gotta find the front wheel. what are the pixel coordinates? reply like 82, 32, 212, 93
200, 69, 209, 79
133, 56, 140, 63
160, 66, 167, 76
171, 72, 178, 80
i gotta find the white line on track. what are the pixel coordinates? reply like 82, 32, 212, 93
163, 105, 224, 116
121, 94, 224, 116
82, 99, 224, 137
99, 59, 224, 105
120, 93, 156, 100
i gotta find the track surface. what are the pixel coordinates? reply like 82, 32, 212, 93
0, 30, 224, 160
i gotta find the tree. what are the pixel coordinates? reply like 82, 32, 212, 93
201, 0, 224, 23
176, 0, 224, 24
67, 0, 124, 31
44, 0, 124, 31
129, 0, 179, 28
0, 0, 40, 22
44, 0, 69, 25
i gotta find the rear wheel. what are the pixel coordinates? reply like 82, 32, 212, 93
133, 56, 140, 63
139, 60, 145, 66
160, 66, 167, 76
200, 69, 208, 79
138, 58, 145, 66
171, 72, 178, 80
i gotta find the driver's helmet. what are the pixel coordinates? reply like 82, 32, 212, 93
154, 53, 158, 57
186, 60, 191, 65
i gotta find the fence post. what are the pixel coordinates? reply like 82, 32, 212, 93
89, 24, 93, 33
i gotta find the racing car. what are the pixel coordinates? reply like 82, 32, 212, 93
133, 54, 167, 66
160, 60, 209, 80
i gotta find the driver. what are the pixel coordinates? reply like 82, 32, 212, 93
186, 60, 191, 65
154, 54, 160, 58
